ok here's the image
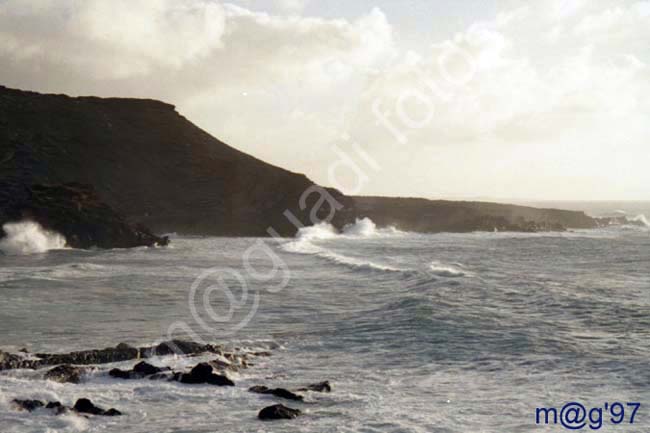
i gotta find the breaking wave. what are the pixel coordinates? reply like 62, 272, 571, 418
428, 261, 467, 278
281, 218, 409, 273
629, 214, 649, 227
0, 221, 67, 255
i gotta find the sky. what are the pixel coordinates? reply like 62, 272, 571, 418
0, 0, 648, 201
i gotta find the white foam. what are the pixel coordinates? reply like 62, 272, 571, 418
428, 261, 467, 278
0, 221, 67, 255
281, 219, 409, 273
630, 214, 649, 227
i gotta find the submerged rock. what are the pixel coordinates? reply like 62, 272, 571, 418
249, 386, 303, 401
44, 364, 87, 384
258, 404, 302, 420
297, 381, 332, 393
73, 398, 121, 416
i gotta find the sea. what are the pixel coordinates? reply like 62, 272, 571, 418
0, 203, 649, 432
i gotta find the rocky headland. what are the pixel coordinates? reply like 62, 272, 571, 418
0, 84, 605, 248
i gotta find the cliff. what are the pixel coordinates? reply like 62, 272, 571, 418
349, 196, 598, 233
0, 85, 598, 240
0, 182, 168, 249
0, 85, 350, 238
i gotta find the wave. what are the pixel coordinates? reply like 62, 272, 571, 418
629, 214, 649, 227
0, 221, 67, 255
281, 219, 410, 273
428, 261, 467, 278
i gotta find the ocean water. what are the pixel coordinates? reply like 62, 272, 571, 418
1, 213, 649, 432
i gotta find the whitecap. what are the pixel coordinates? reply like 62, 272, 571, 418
0, 221, 67, 255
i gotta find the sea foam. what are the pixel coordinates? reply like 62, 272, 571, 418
281, 218, 408, 273
0, 221, 67, 255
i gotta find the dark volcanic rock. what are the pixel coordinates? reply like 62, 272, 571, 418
109, 361, 170, 380
133, 361, 167, 376
73, 398, 121, 416
249, 386, 303, 401
174, 362, 235, 386
12, 399, 67, 415
12, 399, 44, 412
0, 350, 31, 370
297, 381, 332, 393
0, 183, 168, 249
1, 340, 223, 372
258, 404, 302, 421
44, 364, 87, 384
348, 196, 599, 233
0, 85, 351, 237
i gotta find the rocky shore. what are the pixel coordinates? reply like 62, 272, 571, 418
0, 182, 169, 250
1, 340, 330, 423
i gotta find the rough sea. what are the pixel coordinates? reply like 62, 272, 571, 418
1, 204, 649, 433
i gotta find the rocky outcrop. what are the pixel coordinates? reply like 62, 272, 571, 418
249, 386, 304, 401
0, 85, 601, 237
44, 364, 88, 384
297, 381, 332, 393
0, 183, 169, 249
348, 196, 598, 233
258, 404, 302, 421
12, 398, 121, 416
172, 362, 235, 386
0, 340, 223, 371
109, 361, 170, 380
0, 85, 351, 237
73, 398, 122, 416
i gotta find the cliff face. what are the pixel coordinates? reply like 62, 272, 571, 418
1, 85, 598, 239
350, 196, 598, 232
0, 86, 350, 237
0, 183, 168, 249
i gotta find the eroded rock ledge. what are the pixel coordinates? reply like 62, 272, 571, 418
0, 183, 169, 250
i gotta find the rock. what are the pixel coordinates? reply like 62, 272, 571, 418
0, 350, 33, 370
45, 401, 68, 415
258, 404, 302, 421
0, 340, 223, 371
174, 362, 234, 386
12, 399, 44, 412
109, 361, 169, 380
0, 183, 169, 249
73, 398, 121, 416
35, 343, 140, 367
249, 386, 303, 401
297, 381, 332, 393
133, 361, 167, 376
12, 399, 67, 415
150, 340, 214, 357
0, 85, 353, 239
109, 368, 132, 379
44, 364, 86, 384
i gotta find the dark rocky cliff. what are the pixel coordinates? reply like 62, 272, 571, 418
0, 85, 598, 240
0, 85, 350, 238
350, 197, 598, 232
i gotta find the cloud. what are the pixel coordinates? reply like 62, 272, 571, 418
0, 0, 226, 78
0, 0, 648, 200
274, 0, 308, 14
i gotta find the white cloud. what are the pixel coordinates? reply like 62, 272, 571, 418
0, 0, 648, 200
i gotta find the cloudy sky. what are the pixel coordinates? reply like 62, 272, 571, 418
1, 0, 648, 200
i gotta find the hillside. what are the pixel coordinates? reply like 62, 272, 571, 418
0, 85, 598, 241
0, 85, 350, 237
